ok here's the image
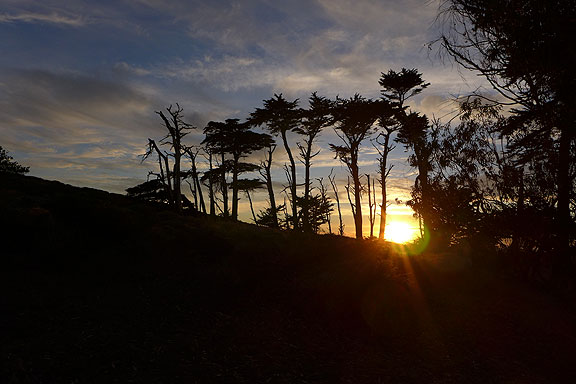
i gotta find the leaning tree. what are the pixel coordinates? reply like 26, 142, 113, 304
249, 94, 302, 230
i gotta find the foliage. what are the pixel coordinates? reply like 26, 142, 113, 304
256, 204, 288, 229
126, 179, 169, 203
0, 146, 29, 175
249, 94, 302, 230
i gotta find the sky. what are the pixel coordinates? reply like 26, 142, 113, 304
0, 0, 486, 237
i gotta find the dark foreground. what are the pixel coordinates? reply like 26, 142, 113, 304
2, 174, 576, 383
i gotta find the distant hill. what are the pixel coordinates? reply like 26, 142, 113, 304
2, 173, 576, 383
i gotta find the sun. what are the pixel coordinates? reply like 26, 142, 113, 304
385, 221, 419, 244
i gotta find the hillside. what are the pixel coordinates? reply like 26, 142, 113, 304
2, 173, 576, 383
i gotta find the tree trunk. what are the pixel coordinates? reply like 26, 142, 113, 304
367, 174, 374, 238
231, 154, 239, 220
378, 133, 391, 240
246, 190, 257, 224
329, 171, 344, 236
302, 141, 313, 233
221, 152, 229, 218
208, 152, 215, 216
280, 130, 299, 230
173, 141, 182, 213
263, 147, 279, 228
417, 159, 431, 241
351, 153, 363, 239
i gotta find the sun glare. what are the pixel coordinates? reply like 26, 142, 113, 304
385, 221, 419, 244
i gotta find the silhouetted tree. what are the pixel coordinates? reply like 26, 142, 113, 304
380, 69, 432, 241
202, 150, 217, 216
0, 146, 29, 174
366, 174, 376, 238
330, 95, 380, 239
126, 178, 168, 203
250, 94, 302, 230
302, 191, 333, 234
317, 176, 332, 234
202, 119, 273, 220
328, 170, 344, 236
397, 112, 434, 240
184, 146, 206, 214
144, 104, 195, 213
256, 204, 288, 229
237, 178, 265, 224
371, 96, 397, 240
436, 0, 576, 269
297, 93, 333, 232
259, 144, 279, 228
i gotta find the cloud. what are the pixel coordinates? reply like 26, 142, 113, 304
0, 11, 85, 26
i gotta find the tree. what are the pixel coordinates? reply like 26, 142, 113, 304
371, 97, 397, 240
126, 179, 167, 203
237, 178, 265, 224
297, 93, 333, 232
436, 0, 576, 268
379, 69, 432, 241
183, 147, 206, 214
0, 146, 29, 174
328, 169, 345, 236
259, 144, 279, 228
397, 112, 434, 241
202, 121, 230, 217
202, 119, 273, 220
144, 104, 195, 213
249, 94, 302, 230
126, 177, 193, 209
330, 95, 380, 239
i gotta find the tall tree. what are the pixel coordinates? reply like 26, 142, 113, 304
371, 97, 397, 240
330, 95, 380, 239
379, 69, 432, 240
396, 112, 434, 240
249, 94, 302, 230
297, 93, 333, 232
436, 0, 576, 266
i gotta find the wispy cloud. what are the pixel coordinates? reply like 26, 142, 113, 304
0, 11, 86, 26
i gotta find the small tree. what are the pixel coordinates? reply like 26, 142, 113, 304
0, 146, 29, 175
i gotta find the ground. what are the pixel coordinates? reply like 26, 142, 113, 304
2, 173, 576, 383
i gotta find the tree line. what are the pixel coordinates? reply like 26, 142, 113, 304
128, 0, 575, 283
127, 69, 432, 242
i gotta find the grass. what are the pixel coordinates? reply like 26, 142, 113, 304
2, 173, 576, 383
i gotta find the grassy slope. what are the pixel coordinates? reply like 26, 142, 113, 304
1, 173, 576, 383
